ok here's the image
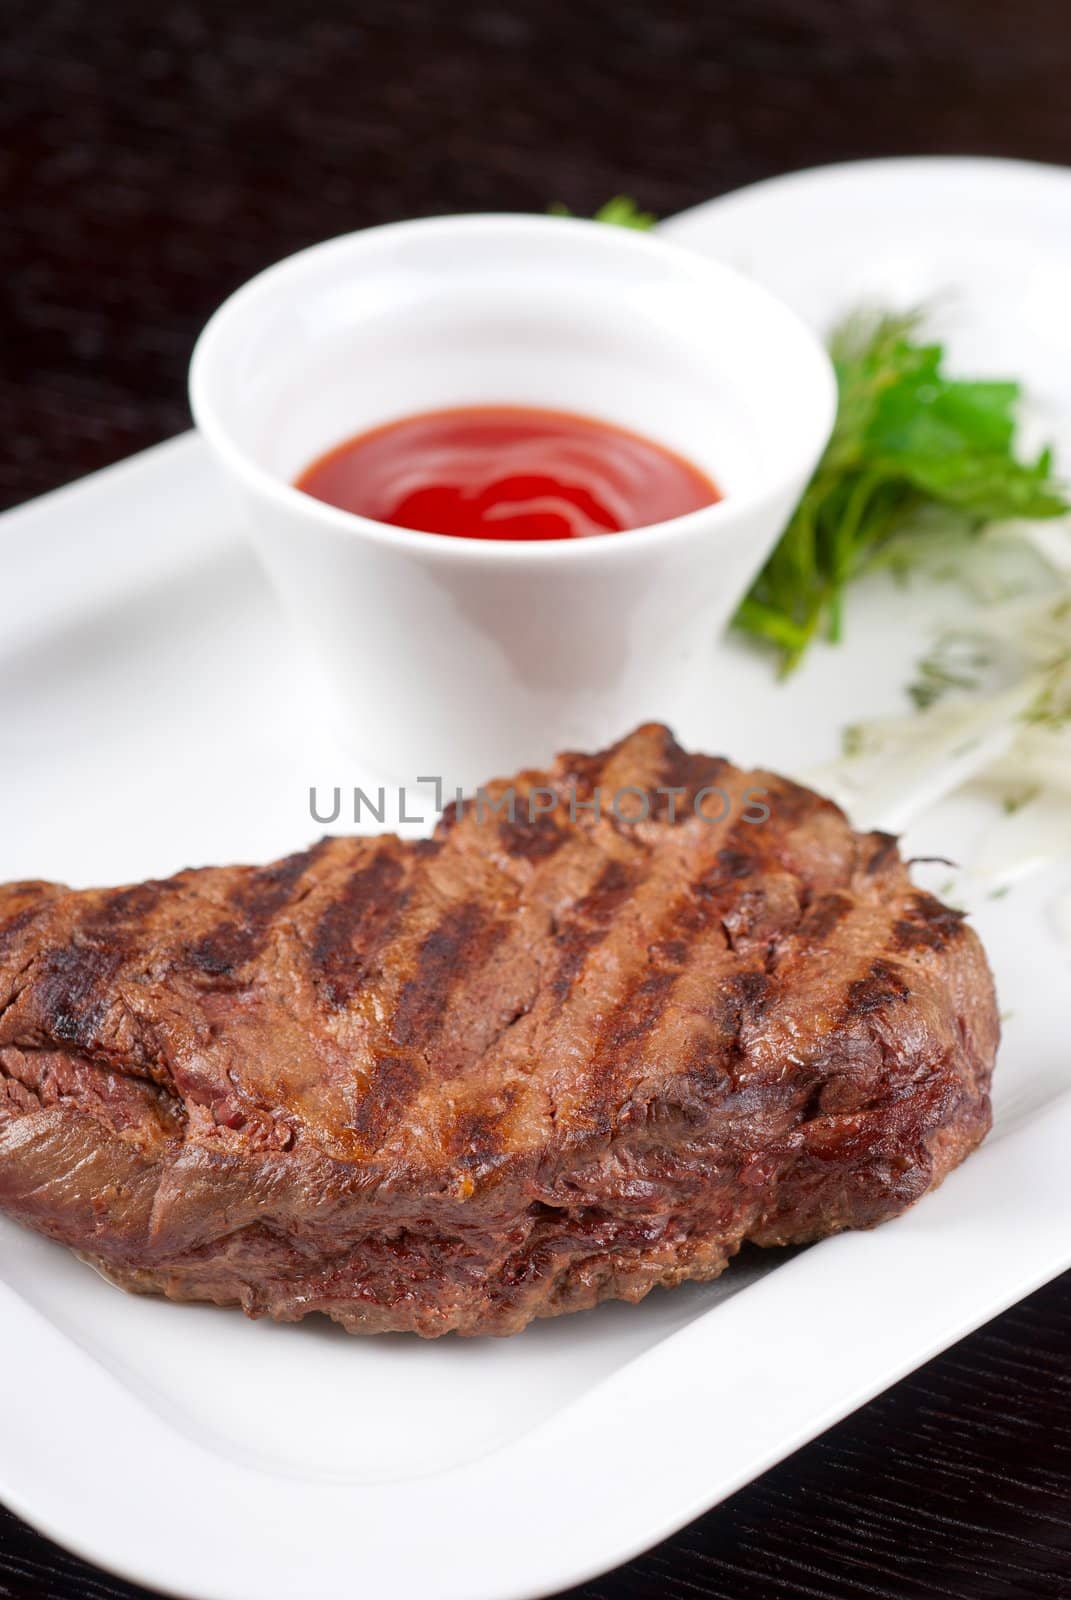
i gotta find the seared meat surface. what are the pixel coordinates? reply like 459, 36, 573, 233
0, 725, 997, 1336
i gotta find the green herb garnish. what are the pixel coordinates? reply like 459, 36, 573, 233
908, 633, 994, 710
572, 201, 1067, 672
550, 195, 656, 230
1002, 786, 1040, 815
592, 195, 656, 230
735, 310, 1068, 672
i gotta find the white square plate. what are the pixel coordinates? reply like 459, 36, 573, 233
2, 157, 1070, 1600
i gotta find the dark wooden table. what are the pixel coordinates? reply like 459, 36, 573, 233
2, 2, 1069, 1595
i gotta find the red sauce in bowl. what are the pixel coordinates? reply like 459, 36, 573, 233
294, 406, 720, 541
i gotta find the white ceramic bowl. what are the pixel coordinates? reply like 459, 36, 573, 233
189, 214, 835, 787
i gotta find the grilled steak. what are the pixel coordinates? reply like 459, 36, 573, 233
0, 724, 997, 1337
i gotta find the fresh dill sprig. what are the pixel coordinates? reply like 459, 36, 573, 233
734, 309, 1068, 673
1002, 786, 1040, 815
908, 633, 995, 711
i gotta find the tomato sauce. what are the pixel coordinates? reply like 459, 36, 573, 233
294, 406, 719, 541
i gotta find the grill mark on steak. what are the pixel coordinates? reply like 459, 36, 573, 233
554, 750, 605, 798
570, 820, 773, 1118
677, 852, 756, 938
0, 888, 61, 965
347, 1051, 424, 1148
188, 843, 325, 982
497, 813, 567, 862
96, 882, 176, 925
549, 858, 639, 1002
846, 958, 913, 1015
799, 891, 855, 943
716, 847, 757, 880
547, 741, 616, 828
16, 879, 180, 1052
574, 859, 638, 919
446, 1086, 521, 1168
310, 850, 407, 1007
33, 939, 126, 1051
654, 961, 774, 1108
597, 967, 680, 1059
573, 961, 691, 1128
390, 900, 502, 1050
654, 729, 732, 819
892, 892, 968, 953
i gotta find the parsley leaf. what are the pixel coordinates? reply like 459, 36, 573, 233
736, 310, 1067, 671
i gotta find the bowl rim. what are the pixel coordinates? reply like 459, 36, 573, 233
188, 212, 837, 566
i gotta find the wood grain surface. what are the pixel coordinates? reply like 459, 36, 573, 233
2, 2, 1069, 1596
